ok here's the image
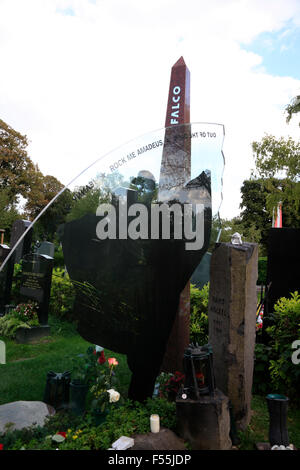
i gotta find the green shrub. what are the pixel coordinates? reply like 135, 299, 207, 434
253, 343, 273, 395
10, 263, 22, 304
266, 291, 300, 402
190, 283, 209, 345
257, 257, 267, 285
1, 398, 177, 450
53, 244, 65, 268
49, 268, 75, 321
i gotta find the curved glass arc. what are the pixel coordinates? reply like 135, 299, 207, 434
0, 122, 225, 273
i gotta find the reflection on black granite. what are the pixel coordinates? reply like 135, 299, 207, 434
61, 172, 211, 402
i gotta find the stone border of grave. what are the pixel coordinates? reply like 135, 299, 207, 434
15, 325, 51, 344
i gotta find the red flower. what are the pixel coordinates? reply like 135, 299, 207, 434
98, 351, 106, 365
57, 432, 66, 438
0, 444, 3, 450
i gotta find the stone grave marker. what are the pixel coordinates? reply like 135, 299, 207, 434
208, 241, 258, 430
0, 339, 5, 364
0, 243, 13, 315
190, 252, 211, 289
9, 219, 32, 264
159, 57, 191, 374
36, 241, 55, 259
19, 253, 53, 326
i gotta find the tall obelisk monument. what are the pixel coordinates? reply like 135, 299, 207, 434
160, 57, 191, 372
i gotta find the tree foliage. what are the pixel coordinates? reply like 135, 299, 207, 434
24, 173, 73, 240
285, 95, 300, 127
0, 119, 36, 204
252, 134, 300, 181
0, 189, 20, 240
251, 134, 300, 215
219, 178, 300, 255
0, 119, 72, 241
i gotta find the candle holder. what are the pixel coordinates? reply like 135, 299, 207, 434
180, 343, 215, 400
150, 414, 160, 433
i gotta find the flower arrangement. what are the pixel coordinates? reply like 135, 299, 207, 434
71, 346, 102, 385
256, 304, 264, 331
13, 302, 39, 322
0, 302, 39, 339
89, 350, 121, 414
156, 371, 185, 401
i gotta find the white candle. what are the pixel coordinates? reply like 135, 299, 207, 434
150, 414, 160, 433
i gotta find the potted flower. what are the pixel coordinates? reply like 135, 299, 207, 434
89, 355, 122, 425
70, 346, 101, 415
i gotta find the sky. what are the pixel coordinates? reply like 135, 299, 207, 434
0, 0, 300, 220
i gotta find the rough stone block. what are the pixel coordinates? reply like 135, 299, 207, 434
176, 389, 232, 450
208, 242, 258, 430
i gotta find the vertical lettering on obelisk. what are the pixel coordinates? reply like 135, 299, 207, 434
160, 57, 191, 373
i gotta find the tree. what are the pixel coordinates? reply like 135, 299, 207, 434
239, 178, 300, 254
24, 174, 73, 240
0, 189, 20, 241
285, 95, 300, 127
0, 119, 36, 204
219, 214, 265, 254
0, 118, 74, 241
251, 134, 300, 214
252, 134, 300, 181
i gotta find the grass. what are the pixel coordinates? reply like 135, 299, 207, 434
0, 315, 299, 450
0, 315, 132, 405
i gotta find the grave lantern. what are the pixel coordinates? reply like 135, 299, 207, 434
180, 343, 215, 400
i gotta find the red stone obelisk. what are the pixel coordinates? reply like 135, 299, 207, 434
159, 57, 191, 373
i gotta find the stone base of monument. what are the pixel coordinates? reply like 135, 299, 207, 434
129, 428, 187, 450
16, 325, 51, 344
176, 389, 232, 450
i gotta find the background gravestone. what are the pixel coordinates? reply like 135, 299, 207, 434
36, 241, 55, 259
208, 241, 258, 430
19, 253, 53, 326
9, 219, 32, 264
190, 252, 211, 289
0, 244, 13, 315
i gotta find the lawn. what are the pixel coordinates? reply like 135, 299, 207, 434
0, 315, 132, 405
0, 315, 299, 450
